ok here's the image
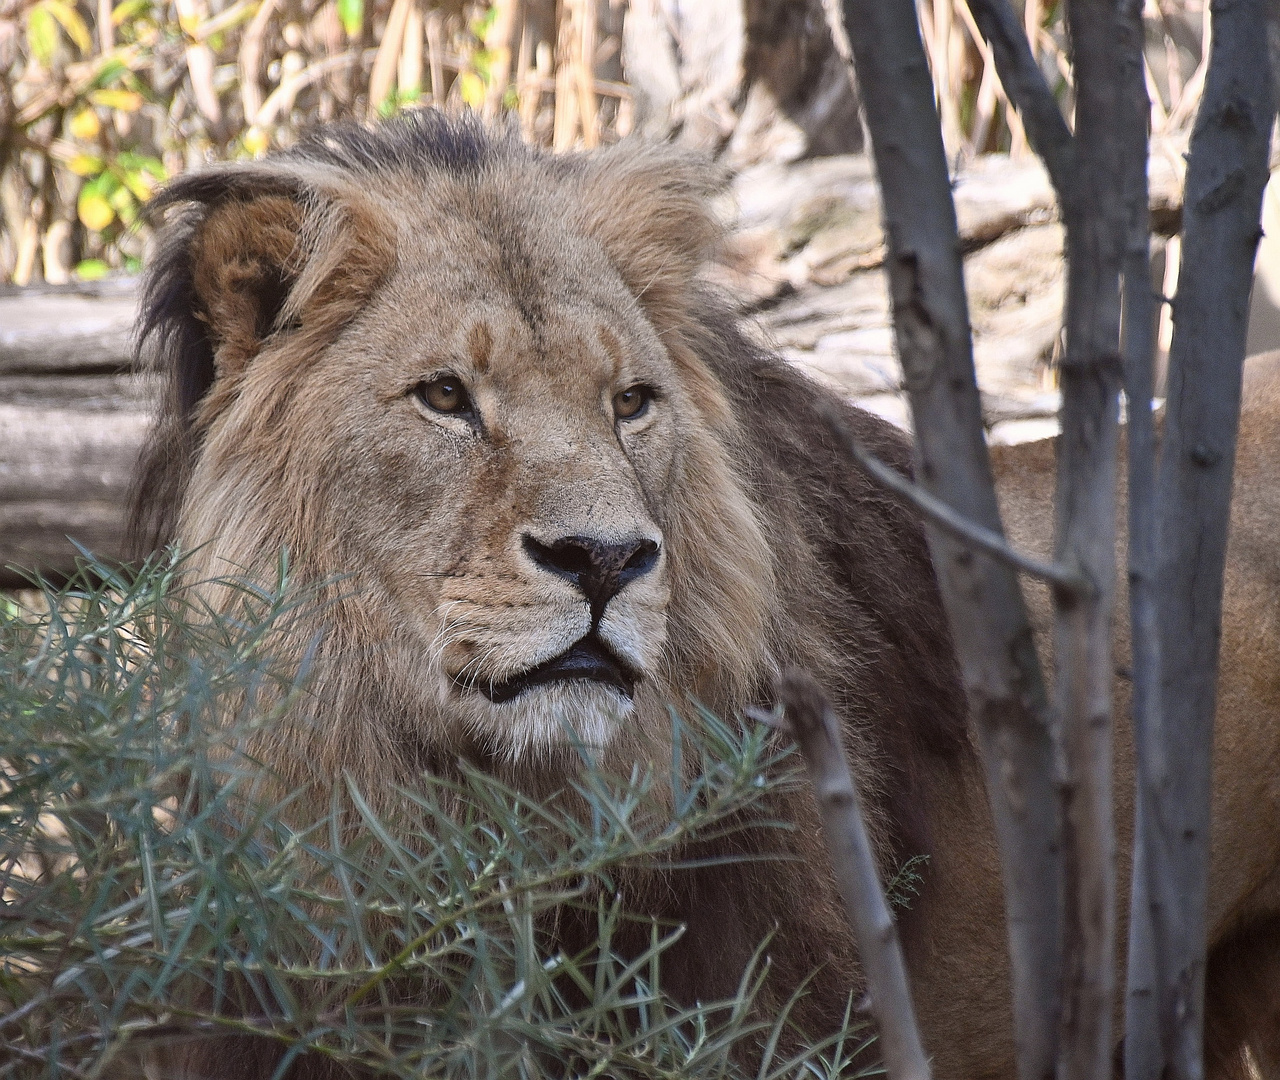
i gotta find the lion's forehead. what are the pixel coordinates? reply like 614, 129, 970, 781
358, 276, 664, 403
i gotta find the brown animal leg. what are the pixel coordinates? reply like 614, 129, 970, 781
1205, 917, 1280, 1080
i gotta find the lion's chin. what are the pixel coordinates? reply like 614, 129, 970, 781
473, 679, 636, 760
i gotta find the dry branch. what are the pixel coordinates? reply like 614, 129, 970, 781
816, 399, 1089, 594
367, 0, 413, 119
1120, 0, 1166, 1069
765, 670, 931, 1080
836, 3, 1063, 1078
238, 0, 281, 124
963, 0, 1074, 195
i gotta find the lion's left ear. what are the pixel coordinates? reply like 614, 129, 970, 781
569, 145, 726, 326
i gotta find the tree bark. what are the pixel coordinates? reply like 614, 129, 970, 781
1139, 4, 1273, 1077
1052, 3, 1129, 1077
836, 4, 1061, 1078
1120, 0, 1165, 1071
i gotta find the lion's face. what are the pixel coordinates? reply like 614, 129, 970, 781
298, 231, 686, 753
163, 122, 774, 765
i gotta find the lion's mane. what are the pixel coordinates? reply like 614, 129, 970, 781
130, 112, 970, 1062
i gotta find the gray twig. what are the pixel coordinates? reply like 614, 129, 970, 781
765, 670, 932, 1080
817, 399, 1090, 596
1119, 0, 1165, 1071
963, 0, 1075, 197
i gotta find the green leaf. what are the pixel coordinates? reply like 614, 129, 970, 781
83, 171, 120, 198
337, 0, 362, 38
458, 70, 485, 109
108, 183, 138, 224
115, 151, 167, 180
67, 153, 105, 177
68, 107, 101, 139
470, 6, 497, 40
90, 57, 130, 88
26, 5, 59, 67
89, 88, 143, 111
111, 0, 151, 26
75, 259, 110, 280
117, 166, 156, 202
78, 189, 115, 231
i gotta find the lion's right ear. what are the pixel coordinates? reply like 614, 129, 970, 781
138, 166, 394, 423
129, 165, 394, 555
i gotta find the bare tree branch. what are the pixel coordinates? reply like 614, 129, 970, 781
814, 398, 1090, 595
765, 669, 931, 1080
836, 4, 1062, 1077
962, 0, 1075, 196
1052, 3, 1128, 1076
1140, 4, 1273, 1077
1119, 0, 1166, 1072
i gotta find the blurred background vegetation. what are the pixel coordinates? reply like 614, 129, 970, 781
0, 0, 1211, 286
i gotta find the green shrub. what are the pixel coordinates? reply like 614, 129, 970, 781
0, 555, 871, 1078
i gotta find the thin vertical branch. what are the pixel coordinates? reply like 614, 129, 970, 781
1120, 0, 1165, 1071
1144, 3, 1273, 1076
553, 0, 580, 151
425, 9, 445, 107
1052, 4, 1126, 1075
932, 0, 961, 155
399, 1, 423, 101
367, 0, 412, 119
765, 671, 931, 1080
97, 0, 113, 54
837, 4, 1062, 1079
239, 0, 280, 124
483, 0, 521, 119
575, 0, 598, 148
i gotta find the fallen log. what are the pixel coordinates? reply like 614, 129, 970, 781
0, 282, 149, 587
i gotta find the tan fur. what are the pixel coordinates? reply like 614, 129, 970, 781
132, 116, 1280, 1078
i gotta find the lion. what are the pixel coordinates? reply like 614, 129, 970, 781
129, 111, 1280, 1079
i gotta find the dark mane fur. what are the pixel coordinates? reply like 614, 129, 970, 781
688, 301, 969, 852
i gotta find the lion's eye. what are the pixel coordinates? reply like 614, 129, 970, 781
613, 385, 652, 421
415, 376, 472, 416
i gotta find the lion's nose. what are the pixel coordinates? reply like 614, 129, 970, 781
523, 534, 661, 620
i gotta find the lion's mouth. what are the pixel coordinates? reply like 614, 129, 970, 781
465, 634, 639, 704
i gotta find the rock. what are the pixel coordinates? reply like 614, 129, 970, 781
716, 137, 1187, 304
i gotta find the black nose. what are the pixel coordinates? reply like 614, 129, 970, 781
523, 534, 661, 621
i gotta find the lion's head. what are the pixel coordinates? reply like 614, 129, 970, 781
132, 114, 778, 790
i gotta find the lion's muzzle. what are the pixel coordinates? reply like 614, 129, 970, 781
521, 533, 661, 624
474, 632, 641, 703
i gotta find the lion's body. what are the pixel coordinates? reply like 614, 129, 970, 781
131, 114, 1280, 1079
